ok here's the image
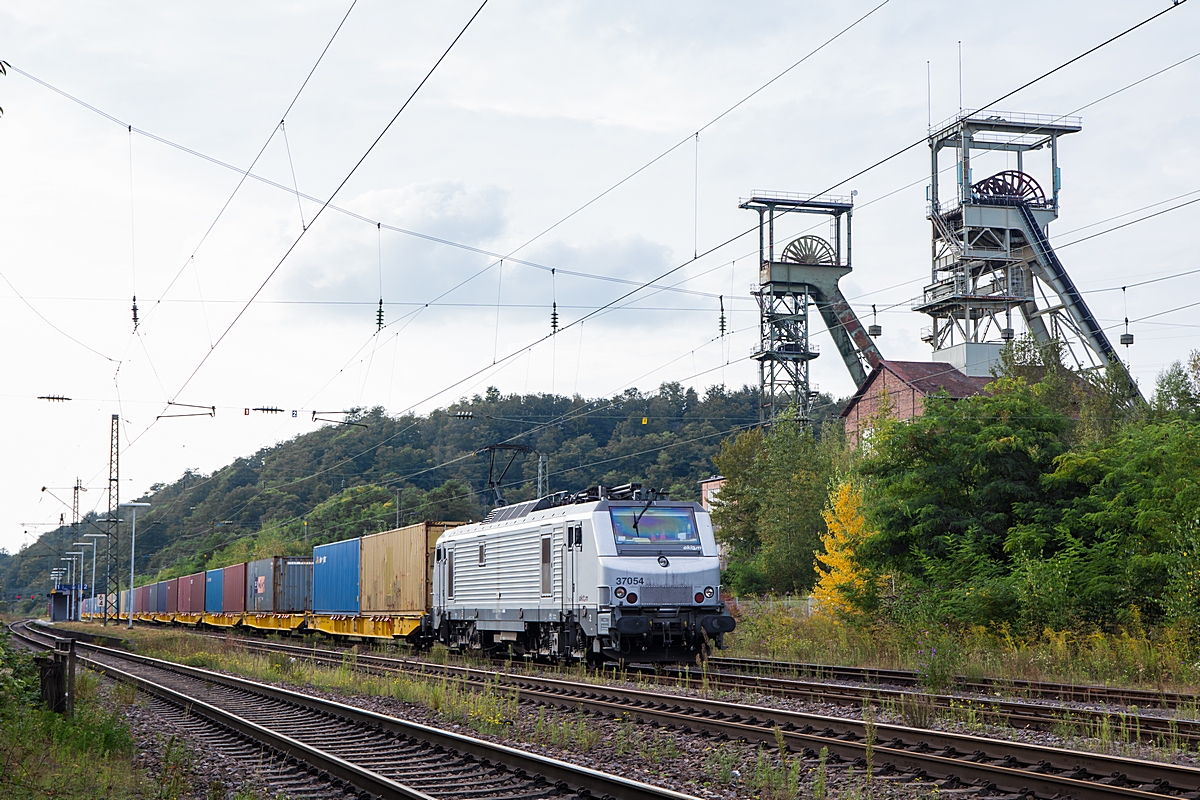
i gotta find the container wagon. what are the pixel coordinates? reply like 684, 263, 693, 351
243, 557, 312, 631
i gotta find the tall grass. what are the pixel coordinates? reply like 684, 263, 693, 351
724, 601, 1200, 691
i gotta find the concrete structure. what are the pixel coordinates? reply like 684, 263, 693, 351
840, 360, 991, 445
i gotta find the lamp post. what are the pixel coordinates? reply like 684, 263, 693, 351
66, 551, 84, 620
73, 540, 96, 618
118, 502, 150, 630
60, 557, 76, 620
83, 532, 107, 616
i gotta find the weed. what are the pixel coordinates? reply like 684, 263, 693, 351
706, 742, 741, 784
813, 746, 829, 800
155, 734, 193, 799
749, 732, 800, 800
900, 693, 935, 728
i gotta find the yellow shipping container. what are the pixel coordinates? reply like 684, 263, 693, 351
360, 521, 465, 614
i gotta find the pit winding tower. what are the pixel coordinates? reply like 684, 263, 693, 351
742, 191, 882, 424
917, 110, 1127, 381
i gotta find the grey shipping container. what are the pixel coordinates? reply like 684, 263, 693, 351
155, 581, 168, 613
148, 582, 159, 613
313, 538, 360, 614
223, 563, 246, 612
205, 569, 224, 613
166, 578, 178, 613
246, 557, 313, 613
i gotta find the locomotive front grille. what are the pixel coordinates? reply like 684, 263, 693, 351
638, 586, 695, 606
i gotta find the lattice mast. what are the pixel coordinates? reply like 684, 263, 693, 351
917, 110, 1133, 391
104, 414, 119, 625
742, 192, 882, 425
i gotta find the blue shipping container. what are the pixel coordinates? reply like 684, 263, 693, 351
312, 538, 360, 614
205, 569, 225, 613
155, 581, 168, 613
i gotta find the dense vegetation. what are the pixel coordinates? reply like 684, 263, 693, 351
715, 339, 1200, 649
0, 383, 841, 601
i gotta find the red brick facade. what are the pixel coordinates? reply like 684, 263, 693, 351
841, 361, 991, 446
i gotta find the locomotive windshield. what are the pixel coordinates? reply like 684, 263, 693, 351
609, 506, 702, 555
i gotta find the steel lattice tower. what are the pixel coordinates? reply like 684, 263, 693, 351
104, 414, 119, 625
742, 191, 882, 425
917, 110, 1136, 395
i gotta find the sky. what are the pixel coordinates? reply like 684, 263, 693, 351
1, 1, 1198, 556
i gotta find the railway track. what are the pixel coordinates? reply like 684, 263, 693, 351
117, 628, 1200, 800
14, 622, 699, 800
54, 621, 1200, 747
149, 624, 1198, 748
709, 656, 1197, 711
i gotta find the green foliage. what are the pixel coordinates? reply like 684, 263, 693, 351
712, 408, 850, 594
860, 378, 1069, 624
2, 383, 763, 597
852, 349, 1200, 636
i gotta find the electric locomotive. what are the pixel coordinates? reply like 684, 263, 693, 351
430, 484, 735, 662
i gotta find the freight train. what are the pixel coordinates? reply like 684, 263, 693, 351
82, 485, 735, 663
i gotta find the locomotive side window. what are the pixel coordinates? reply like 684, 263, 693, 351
478, 543, 485, 566
447, 550, 455, 598
540, 536, 552, 596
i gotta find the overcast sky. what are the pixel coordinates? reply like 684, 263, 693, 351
2, 1, 1198, 557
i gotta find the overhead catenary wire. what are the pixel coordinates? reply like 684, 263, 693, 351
28, 3, 1190, 522
167, 0, 490, 405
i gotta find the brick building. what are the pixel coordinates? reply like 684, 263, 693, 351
840, 360, 991, 445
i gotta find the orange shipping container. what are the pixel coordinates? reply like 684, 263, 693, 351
360, 522, 464, 614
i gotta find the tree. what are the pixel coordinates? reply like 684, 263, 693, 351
813, 480, 879, 615
860, 378, 1070, 624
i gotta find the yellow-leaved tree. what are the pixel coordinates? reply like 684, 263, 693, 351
813, 480, 877, 615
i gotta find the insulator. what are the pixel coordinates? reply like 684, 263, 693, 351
1120, 333, 1134, 347
719, 295, 726, 336
376, 299, 384, 331
131, 295, 139, 332
868, 324, 882, 337
1000, 327, 1015, 340
551, 302, 559, 334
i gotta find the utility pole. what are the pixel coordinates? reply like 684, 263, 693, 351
72, 479, 82, 542
536, 454, 547, 498
105, 415, 119, 626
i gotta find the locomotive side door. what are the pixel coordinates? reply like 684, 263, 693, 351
562, 521, 582, 616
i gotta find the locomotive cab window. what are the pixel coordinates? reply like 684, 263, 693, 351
609, 505, 702, 555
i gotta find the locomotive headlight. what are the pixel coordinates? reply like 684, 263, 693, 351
614, 586, 627, 599
704, 586, 715, 598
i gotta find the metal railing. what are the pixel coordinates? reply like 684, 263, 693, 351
931, 108, 1082, 135
743, 189, 854, 206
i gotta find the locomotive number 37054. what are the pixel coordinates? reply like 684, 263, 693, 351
615, 576, 644, 585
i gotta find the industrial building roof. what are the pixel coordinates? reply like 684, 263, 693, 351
839, 360, 992, 418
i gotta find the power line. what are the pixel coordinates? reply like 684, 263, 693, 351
168, 0, 489, 403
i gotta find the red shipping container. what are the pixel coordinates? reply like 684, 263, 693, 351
179, 571, 206, 613
223, 563, 247, 613
135, 585, 149, 613
166, 578, 179, 613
